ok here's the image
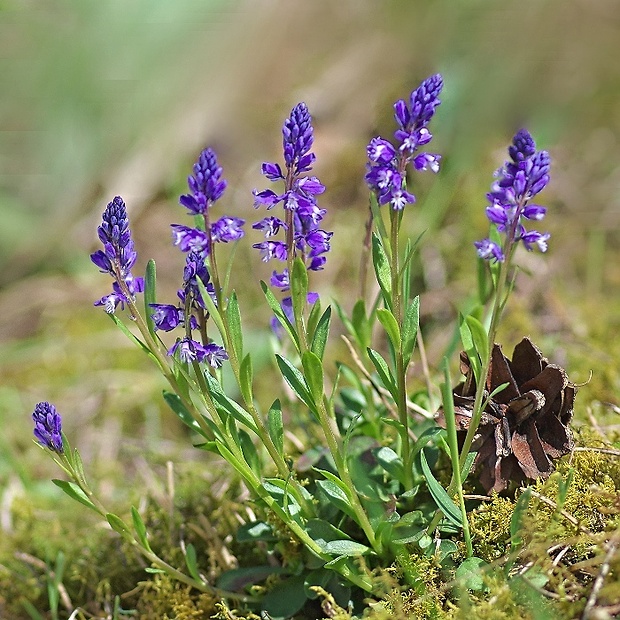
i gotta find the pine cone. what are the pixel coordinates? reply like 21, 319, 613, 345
437, 337, 576, 493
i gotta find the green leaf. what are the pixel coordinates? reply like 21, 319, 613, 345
52, 479, 97, 512
261, 281, 299, 349
225, 291, 243, 362
307, 296, 322, 341
402, 296, 420, 364
204, 373, 259, 434
510, 487, 532, 553
275, 354, 316, 412
419, 450, 463, 528
239, 353, 253, 404
302, 350, 324, 404
456, 556, 489, 592
291, 257, 309, 322
351, 299, 372, 350
465, 314, 489, 370
324, 540, 370, 556
236, 521, 277, 543
311, 306, 331, 361
196, 276, 225, 338
107, 313, 152, 358
459, 313, 482, 386
184, 543, 201, 581
374, 446, 405, 485
377, 308, 401, 354
217, 566, 288, 592
371, 232, 392, 310
315, 469, 358, 523
239, 429, 261, 478
144, 259, 157, 338
267, 399, 284, 456
367, 347, 397, 397
162, 391, 215, 439
262, 574, 307, 618
106, 513, 131, 538
305, 519, 351, 550
131, 506, 151, 552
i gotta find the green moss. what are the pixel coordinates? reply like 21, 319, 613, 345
135, 574, 217, 619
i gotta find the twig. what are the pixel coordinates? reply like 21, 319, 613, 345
581, 537, 619, 620
573, 446, 620, 457
529, 490, 593, 535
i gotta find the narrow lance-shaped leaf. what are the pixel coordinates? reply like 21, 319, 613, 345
371, 232, 393, 311
52, 479, 97, 512
275, 354, 316, 414
144, 259, 157, 338
185, 543, 202, 582
367, 347, 397, 398
351, 299, 371, 351
291, 257, 309, 326
131, 506, 152, 552
225, 291, 243, 362
267, 399, 284, 456
465, 314, 489, 371
402, 296, 420, 365
377, 308, 401, 355
302, 350, 324, 405
261, 281, 300, 350
459, 313, 482, 386
239, 353, 253, 404
311, 306, 331, 361
419, 450, 463, 528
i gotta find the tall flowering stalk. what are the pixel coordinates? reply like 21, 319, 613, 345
460, 128, 551, 468
253, 102, 331, 348
364, 74, 443, 490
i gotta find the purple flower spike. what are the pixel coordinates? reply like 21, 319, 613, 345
365, 74, 443, 210
91, 197, 143, 312
179, 148, 227, 215
283, 102, 314, 172
253, 102, 331, 274
32, 401, 64, 454
90, 196, 138, 279
476, 129, 551, 261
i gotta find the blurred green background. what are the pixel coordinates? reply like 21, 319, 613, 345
1, 0, 619, 575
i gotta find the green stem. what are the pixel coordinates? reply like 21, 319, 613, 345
317, 395, 381, 555
389, 207, 413, 491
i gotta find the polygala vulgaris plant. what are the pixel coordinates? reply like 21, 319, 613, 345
32, 75, 579, 617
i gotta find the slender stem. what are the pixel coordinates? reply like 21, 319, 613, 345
316, 395, 381, 555
359, 199, 374, 301
389, 206, 413, 490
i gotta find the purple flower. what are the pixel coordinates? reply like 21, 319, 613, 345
171, 224, 210, 253
32, 401, 64, 454
149, 303, 184, 331
211, 216, 245, 243
94, 273, 145, 314
476, 129, 551, 261
253, 241, 288, 262
179, 148, 227, 215
253, 217, 287, 237
182, 251, 215, 309
365, 75, 443, 210
168, 337, 228, 368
